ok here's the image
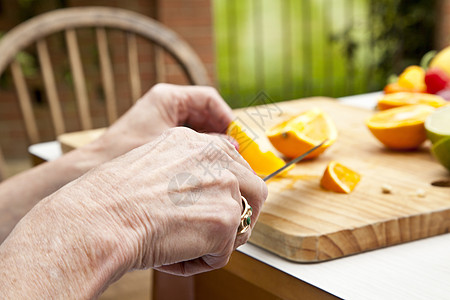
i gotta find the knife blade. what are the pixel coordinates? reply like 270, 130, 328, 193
263, 139, 328, 182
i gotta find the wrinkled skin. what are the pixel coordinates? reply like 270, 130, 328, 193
0, 84, 267, 299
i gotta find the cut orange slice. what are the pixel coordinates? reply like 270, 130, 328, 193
366, 104, 435, 150
377, 92, 447, 110
266, 107, 337, 159
227, 121, 291, 177
320, 161, 361, 193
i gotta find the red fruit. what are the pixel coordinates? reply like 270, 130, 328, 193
425, 68, 450, 94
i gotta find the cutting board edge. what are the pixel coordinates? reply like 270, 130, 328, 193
250, 208, 450, 263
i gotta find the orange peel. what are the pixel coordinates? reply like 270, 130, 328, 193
227, 121, 291, 177
266, 107, 337, 159
320, 161, 361, 193
377, 92, 447, 110
366, 104, 435, 150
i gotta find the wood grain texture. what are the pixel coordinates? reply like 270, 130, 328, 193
126, 33, 142, 103
37, 39, 65, 136
96, 28, 118, 124
65, 29, 92, 130
10, 60, 39, 144
234, 98, 450, 262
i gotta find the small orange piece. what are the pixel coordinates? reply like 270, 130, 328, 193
377, 92, 447, 110
383, 66, 427, 94
266, 107, 338, 159
320, 161, 361, 193
227, 121, 291, 177
383, 82, 416, 94
366, 104, 435, 150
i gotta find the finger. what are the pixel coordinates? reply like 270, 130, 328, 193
204, 134, 268, 227
155, 253, 230, 276
180, 86, 234, 133
207, 133, 239, 151
154, 259, 212, 276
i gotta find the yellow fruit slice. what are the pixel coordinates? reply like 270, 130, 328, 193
397, 66, 427, 92
366, 104, 435, 150
266, 107, 338, 159
227, 121, 291, 176
429, 46, 450, 77
320, 161, 361, 193
377, 92, 447, 110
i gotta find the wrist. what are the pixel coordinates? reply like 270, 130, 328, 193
0, 179, 142, 299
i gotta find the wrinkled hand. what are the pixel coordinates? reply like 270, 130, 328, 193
56, 127, 267, 277
93, 83, 234, 161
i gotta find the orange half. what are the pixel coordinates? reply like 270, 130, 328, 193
227, 121, 291, 177
266, 107, 338, 159
366, 104, 435, 150
377, 92, 447, 110
320, 161, 361, 193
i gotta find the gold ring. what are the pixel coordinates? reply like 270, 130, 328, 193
237, 196, 252, 235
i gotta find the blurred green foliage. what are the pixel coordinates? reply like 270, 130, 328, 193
213, 0, 437, 108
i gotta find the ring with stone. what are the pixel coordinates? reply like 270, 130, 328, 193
237, 196, 252, 235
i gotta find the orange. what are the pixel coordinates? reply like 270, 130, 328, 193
266, 107, 337, 159
383, 66, 427, 94
396, 66, 426, 92
366, 104, 435, 150
320, 161, 361, 193
383, 82, 418, 94
377, 92, 447, 110
227, 121, 291, 177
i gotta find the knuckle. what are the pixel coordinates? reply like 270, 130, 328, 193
219, 170, 239, 189
206, 86, 220, 96
161, 127, 194, 140
207, 201, 240, 235
150, 82, 169, 93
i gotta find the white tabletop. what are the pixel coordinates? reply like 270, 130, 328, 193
29, 92, 450, 299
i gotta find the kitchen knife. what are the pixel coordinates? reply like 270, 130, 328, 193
263, 139, 328, 182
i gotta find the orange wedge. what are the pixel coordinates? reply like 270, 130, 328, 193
266, 107, 338, 159
366, 104, 435, 150
320, 161, 361, 193
227, 121, 291, 177
377, 92, 447, 110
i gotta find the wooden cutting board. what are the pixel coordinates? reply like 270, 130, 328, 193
235, 98, 450, 262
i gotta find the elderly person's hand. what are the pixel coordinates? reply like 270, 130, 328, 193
90, 83, 235, 162
0, 128, 267, 299
0, 84, 235, 243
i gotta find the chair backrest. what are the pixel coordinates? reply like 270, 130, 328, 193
0, 6, 211, 146
0, 148, 5, 181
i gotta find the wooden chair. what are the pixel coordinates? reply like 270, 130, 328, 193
0, 6, 211, 298
0, 6, 210, 150
0, 148, 5, 182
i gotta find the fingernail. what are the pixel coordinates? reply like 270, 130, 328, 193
229, 139, 239, 152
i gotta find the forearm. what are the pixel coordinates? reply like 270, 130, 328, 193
0, 181, 138, 299
0, 141, 109, 243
